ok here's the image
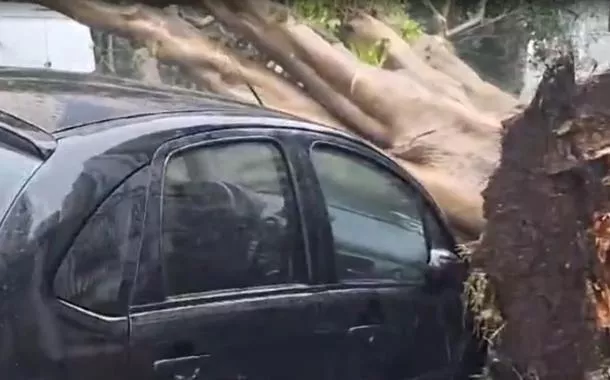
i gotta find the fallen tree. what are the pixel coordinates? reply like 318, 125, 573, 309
36, 0, 520, 240
22, 1, 610, 379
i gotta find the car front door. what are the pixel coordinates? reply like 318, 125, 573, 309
303, 136, 478, 380
127, 128, 329, 380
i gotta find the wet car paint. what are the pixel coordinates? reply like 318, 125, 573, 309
0, 69, 485, 380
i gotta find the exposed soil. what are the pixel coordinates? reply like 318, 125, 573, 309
473, 55, 610, 380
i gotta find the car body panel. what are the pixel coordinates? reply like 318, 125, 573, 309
0, 68, 284, 132
0, 70, 482, 380
0, 128, 146, 379
128, 128, 336, 380
289, 132, 473, 380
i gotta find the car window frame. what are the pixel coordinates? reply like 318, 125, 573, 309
130, 128, 312, 313
49, 165, 149, 337
307, 138, 458, 285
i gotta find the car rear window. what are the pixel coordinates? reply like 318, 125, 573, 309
0, 142, 41, 221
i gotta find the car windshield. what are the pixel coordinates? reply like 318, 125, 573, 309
0, 142, 41, 222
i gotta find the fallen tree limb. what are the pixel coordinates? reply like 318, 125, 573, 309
412, 34, 520, 118
202, 0, 502, 237
39, 0, 521, 238
36, 0, 342, 128
340, 12, 519, 117
201, 0, 393, 147
341, 11, 477, 110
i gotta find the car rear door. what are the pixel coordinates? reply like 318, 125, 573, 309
127, 128, 331, 380
302, 134, 478, 380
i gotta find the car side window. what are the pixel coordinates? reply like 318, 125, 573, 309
310, 144, 428, 283
424, 207, 454, 251
53, 168, 147, 317
161, 140, 303, 297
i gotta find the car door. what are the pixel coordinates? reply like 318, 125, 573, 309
303, 136, 477, 380
127, 128, 330, 380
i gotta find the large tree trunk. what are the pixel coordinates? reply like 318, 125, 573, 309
472, 55, 610, 380
38, 0, 342, 129
201, 0, 507, 239
341, 12, 519, 118
36, 0, 521, 239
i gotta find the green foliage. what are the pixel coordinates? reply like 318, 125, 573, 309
289, 0, 342, 34
347, 39, 389, 67
286, 0, 422, 65
285, 0, 581, 70
286, 0, 408, 17
398, 17, 422, 42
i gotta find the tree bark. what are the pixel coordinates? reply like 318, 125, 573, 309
341, 12, 518, 117
202, 0, 393, 147
36, 0, 341, 128
202, 0, 508, 239
38, 0, 523, 239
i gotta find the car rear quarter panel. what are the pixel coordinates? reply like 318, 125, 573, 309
0, 126, 153, 378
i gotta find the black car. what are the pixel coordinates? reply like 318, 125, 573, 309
0, 69, 484, 380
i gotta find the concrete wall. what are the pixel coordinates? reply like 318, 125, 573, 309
520, 1, 610, 101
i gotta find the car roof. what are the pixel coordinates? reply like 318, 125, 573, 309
0, 68, 289, 132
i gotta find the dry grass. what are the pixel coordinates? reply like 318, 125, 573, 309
463, 270, 505, 343
458, 242, 505, 345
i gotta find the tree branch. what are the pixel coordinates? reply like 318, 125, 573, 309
422, 0, 444, 18
180, 11, 214, 29
422, 0, 448, 36
449, 4, 522, 39
446, 0, 488, 37
35, 0, 341, 126
440, 0, 453, 19
132, 46, 163, 85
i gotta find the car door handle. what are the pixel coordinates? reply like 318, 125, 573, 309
348, 324, 383, 344
154, 354, 211, 380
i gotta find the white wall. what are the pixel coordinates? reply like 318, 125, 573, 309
0, 3, 95, 73
520, 1, 610, 101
